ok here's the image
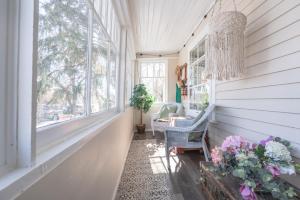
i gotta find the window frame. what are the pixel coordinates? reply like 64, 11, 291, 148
124, 32, 134, 107
138, 59, 168, 103
0, 0, 19, 176
188, 36, 211, 116
35, 0, 121, 153
0, 0, 128, 188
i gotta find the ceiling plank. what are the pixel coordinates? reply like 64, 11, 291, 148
128, 0, 213, 54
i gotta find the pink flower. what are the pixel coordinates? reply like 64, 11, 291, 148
259, 136, 273, 146
211, 147, 223, 165
240, 185, 257, 200
221, 136, 249, 153
266, 165, 280, 177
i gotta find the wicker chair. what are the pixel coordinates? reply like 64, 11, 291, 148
164, 104, 215, 169
151, 103, 184, 136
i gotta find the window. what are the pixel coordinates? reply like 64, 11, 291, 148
125, 48, 134, 106
37, 0, 121, 128
0, 0, 125, 180
139, 61, 166, 102
189, 40, 209, 112
91, 15, 109, 113
37, 0, 89, 127
109, 49, 117, 108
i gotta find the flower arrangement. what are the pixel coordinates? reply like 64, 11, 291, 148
211, 136, 297, 200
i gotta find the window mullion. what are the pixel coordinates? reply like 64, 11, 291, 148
99, 0, 102, 17
18, 0, 38, 167
105, 0, 108, 28
5, 0, 18, 169
106, 42, 111, 110
86, 9, 93, 116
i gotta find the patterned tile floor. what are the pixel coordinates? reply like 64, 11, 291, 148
115, 131, 206, 200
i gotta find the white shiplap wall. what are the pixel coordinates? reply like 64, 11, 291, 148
180, 0, 300, 158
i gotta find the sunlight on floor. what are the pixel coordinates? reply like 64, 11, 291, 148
147, 142, 180, 174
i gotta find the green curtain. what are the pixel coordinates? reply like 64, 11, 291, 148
176, 83, 181, 103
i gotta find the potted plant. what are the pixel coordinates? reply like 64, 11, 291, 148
130, 84, 154, 133
210, 136, 297, 200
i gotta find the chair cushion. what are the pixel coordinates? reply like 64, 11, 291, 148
175, 104, 185, 116
159, 104, 177, 119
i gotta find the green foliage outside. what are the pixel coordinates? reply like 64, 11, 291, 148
201, 92, 209, 109
130, 84, 154, 124
38, 0, 89, 115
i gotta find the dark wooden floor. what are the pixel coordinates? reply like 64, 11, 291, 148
133, 131, 206, 200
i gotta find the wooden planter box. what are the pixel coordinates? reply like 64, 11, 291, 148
199, 162, 300, 200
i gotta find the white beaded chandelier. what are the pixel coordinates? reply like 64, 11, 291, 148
205, 3, 247, 81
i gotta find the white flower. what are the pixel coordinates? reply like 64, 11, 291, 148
235, 152, 247, 161
264, 141, 292, 162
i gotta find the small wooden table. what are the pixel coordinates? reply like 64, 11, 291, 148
199, 162, 300, 200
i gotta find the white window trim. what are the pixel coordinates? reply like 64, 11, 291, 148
0, 0, 19, 176
1, 0, 125, 171
36, 108, 117, 154
187, 35, 215, 117
34, 0, 122, 152
138, 59, 168, 103
0, 0, 127, 198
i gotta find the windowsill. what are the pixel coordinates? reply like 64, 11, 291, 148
0, 112, 121, 200
36, 109, 117, 154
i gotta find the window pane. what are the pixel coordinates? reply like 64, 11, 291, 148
37, 0, 88, 128
109, 50, 117, 108
94, 0, 101, 15
140, 78, 153, 95
101, 0, 107, 27
91, 16, 108, 113
125, 59, 133, 105
159, 63, 165, 77
140, 61, 166, 102
154, 63, 160, 77
153, 78, 164, 102
147, 63, 154, 77
141, 63, 148, 77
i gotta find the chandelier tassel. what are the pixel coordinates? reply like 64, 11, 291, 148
205, 11, 247, 80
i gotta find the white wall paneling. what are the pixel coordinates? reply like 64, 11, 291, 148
179, 0, 300, 158
12, 109, 134, 200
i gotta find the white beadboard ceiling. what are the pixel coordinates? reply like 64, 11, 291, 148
128, 0, 213, 54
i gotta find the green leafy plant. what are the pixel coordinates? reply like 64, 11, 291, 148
295, 163, 300, 174
130, 84, 154, 125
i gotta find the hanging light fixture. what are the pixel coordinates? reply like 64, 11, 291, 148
205, 1, 247, 80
